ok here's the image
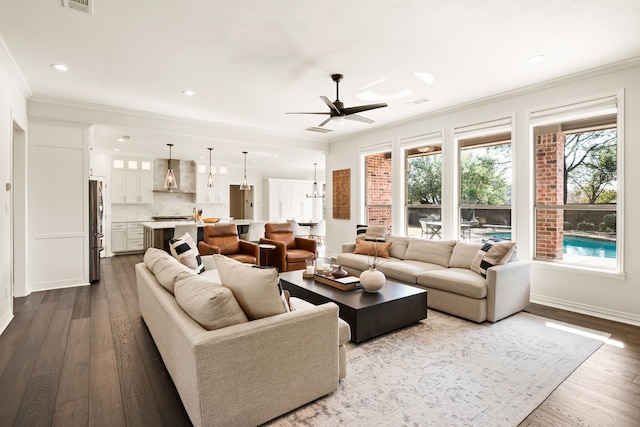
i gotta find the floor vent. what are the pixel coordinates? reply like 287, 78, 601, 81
62, 0, 93, 15
306, 127, 333, 133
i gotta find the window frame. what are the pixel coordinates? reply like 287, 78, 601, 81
530, 92, 624, 274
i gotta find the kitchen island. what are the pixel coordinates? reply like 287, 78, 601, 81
141, 219, 250, 251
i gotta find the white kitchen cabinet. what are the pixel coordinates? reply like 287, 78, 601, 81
196, 164, 229, 204
112, 158, 153, 204
112, 221, 144, 253
267, 178, 315, 221
111, 222, 127, 252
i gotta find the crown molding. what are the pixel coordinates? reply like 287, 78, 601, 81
0, 33, 31, 98
28, 95, 329, 152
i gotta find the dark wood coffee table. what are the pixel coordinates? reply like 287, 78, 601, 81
280, 271, 427, 343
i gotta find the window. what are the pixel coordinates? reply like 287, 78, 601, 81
364, 151, 392, 233
405, 144, 442, 238
459, 132, 512, 242
455, 118, 513, 242
532, 94, 620, 271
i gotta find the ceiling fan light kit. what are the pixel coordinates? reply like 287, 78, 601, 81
287, 73, 388, 130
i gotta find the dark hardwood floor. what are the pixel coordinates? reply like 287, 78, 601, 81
0, 254, 638, 426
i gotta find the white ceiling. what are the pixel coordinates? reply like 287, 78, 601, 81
2, 0, 640, 169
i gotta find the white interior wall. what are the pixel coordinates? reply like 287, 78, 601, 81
326, 61, 640, 325
0, 40, 28, 333
29, 119, 91, 292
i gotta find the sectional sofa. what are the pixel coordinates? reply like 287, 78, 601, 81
337, 236, 530, 323
136, 248, 350, 427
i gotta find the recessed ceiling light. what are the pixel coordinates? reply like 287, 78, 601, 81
182, 89, 195, 96
525, 55, 547, 64
113, 148, 121, 152
51, 63, 68, 72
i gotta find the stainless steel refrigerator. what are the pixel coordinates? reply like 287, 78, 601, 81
89, 179, 104, 282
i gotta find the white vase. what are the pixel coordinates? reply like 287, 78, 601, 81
359, 268, 385, 293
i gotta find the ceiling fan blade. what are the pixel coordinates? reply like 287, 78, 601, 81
318, 116, 333, 127
344, 114, 374, 124
320, 96, 341, 114
341, 102, 387, 115
285, 112, 331, 115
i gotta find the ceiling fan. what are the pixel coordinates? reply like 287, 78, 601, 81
287, 74, 388, 128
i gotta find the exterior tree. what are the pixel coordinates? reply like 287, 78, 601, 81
460, 145, 511, 205
564, 129, 617, 204
407, 154, 442, 204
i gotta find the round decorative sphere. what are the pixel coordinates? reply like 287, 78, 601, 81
359, 268, 385, 293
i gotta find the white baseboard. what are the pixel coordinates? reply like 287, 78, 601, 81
0, 309, 14, 336
530, 293, 640, 327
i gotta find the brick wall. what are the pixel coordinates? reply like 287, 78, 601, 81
535, 133, 564, 259
366, 153, 392, 232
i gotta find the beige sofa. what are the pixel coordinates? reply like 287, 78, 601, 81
337, 237, 530, 323
136, 249, 350, 427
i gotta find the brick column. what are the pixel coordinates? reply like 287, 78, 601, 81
366, 153, 392, 232
535, 133, 564, 260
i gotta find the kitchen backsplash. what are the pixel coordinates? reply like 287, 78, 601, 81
110, 192, 229, 221
153, 159, 197, 192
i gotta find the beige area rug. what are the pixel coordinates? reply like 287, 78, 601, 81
268, 310, 609, 427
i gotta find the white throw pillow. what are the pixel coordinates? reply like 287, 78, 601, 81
143, 247, 172, 271
174, 271, 248, 330
213, 254, 289, 320
170, 232, 204, 273
152, 255, 194, 295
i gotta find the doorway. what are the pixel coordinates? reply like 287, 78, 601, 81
229, 185, 254, 220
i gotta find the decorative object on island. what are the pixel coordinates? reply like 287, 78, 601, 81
164, 143, 178, 190
239, 151, 251, 190
206, 147, 214, 188
306, 162, 324, 198
332, 168, 350, 219
359, 267, 385, 292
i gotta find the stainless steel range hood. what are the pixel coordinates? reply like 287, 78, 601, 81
153, 159, 197, 194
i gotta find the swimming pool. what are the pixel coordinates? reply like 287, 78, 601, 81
484, 233, 616, 259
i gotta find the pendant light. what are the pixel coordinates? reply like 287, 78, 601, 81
164, 143, 178, 190
206, 147, 214, 188
306, 162, 324, 198
239, 151, 251, 190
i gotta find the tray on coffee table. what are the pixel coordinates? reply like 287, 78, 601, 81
313, 273, 361, 291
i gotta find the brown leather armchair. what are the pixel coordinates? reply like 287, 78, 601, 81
198, 223, 259, 264
260, 222, 317, 272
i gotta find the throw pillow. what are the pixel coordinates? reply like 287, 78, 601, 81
356, 225, 386, 242
152, 255, 194, 295
174, 271, 248, 330
170, 232, 204, 273
143, 247, 172, 271
353, 240, 392, 258
213, 254, 289, 320
470, 238, 517, 278
404, 239, 457, 268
